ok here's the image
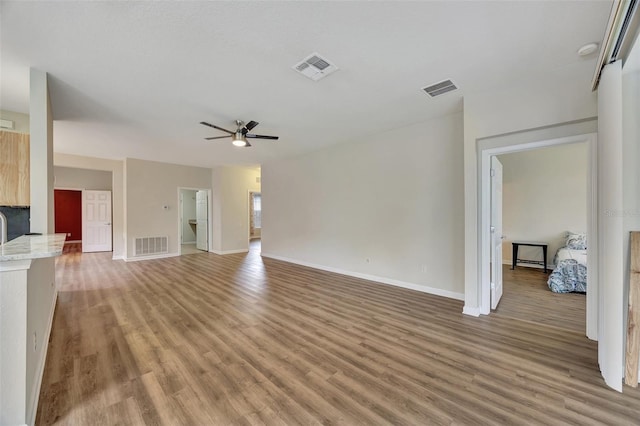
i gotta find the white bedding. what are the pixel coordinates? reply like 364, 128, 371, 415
548, 247, 587, 293
555, 247, 587, 267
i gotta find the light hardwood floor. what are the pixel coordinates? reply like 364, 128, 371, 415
494, 265, 586, 334
36, 245, 640, 425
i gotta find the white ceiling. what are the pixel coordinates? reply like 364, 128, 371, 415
1, 1, 612, 168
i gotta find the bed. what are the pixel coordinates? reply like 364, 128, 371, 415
547, 232, 587, 293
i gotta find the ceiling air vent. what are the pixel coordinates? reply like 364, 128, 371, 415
293, 52, 338, 81
422, 79, 458, 97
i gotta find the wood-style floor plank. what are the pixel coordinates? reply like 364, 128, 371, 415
495, 265, 586, 333
36, 243, 640, 425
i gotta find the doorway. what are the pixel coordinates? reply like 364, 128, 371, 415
54, 189, 82, 243
54, 188, 113, 253
179, 188, 210, 255
249, 191, 261, 243
490, 143, 589, 333
479, 133, 597, 339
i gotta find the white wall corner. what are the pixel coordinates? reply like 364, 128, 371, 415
462, 305, 481, 317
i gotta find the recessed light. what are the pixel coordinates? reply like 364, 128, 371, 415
578, 43, 599, 56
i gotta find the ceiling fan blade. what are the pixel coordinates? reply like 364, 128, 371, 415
246, 133, 279, 140
200, 121, 234, 134
205, 135, 231, 140
245, 120, 259, 131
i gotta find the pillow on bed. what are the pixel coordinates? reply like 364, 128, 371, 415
566, 232, 587, 250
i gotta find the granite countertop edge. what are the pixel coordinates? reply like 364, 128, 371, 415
0, 233, 67, 262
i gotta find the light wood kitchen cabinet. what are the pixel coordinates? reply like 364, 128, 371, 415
0, 130, 30, 206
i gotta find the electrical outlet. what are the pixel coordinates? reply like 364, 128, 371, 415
420, 264, 428, 273
33, 332, 37, 352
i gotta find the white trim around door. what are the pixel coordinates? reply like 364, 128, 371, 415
477, 133, 597, 341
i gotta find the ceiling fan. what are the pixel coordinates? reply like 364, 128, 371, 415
200, 120, 279, 147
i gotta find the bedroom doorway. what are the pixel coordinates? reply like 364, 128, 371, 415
489, 144, 589, 334
479, 133, 597, 339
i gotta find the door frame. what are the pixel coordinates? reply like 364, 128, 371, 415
479, 133, 597, 339
177, 187, 212, 254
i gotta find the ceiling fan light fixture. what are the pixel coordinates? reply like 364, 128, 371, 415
201, 119, 277, 147
232, 132, 248, 147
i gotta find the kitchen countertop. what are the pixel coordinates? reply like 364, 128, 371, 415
0, 233, 66, 262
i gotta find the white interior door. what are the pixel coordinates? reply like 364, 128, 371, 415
196, 190, 208, 251
490, 156, 504, 309
82, 190, 112, 253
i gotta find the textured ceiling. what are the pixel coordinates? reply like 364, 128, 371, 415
0, 1, 612, 168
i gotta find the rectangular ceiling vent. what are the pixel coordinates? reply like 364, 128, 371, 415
293, 52, 338, 81
422, 79, 458, 97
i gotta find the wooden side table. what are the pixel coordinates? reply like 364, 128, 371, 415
511, 241, 548, 273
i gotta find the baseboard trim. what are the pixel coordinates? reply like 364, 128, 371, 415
210, 249, 249, 255
112, 255, 124, 261
462, 305, 481, 317
124, 252, 179, 262
261, 253, 464, 301
182, 240, 196, 245
502, 260, 556, 270
27, 288, 58, 426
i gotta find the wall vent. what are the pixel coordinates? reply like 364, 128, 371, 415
0, 119, 15, 130
293, 52, 338, 81
422, 79, 458, 97
134, 236, 168, 256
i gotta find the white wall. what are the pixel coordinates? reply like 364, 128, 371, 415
0, 109, 29, 133
125, 158, 211, 258
29, 69, 54, 234
54, 166, 112, 190
622, 39, 640, 384
211, 166, 261, 254
498, 143, 588, 266
26, 69, 56, 425
598, 60, 625, 391
262, 113, 464, 298
54, 153, 125, 259
180, 189, 197, 243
